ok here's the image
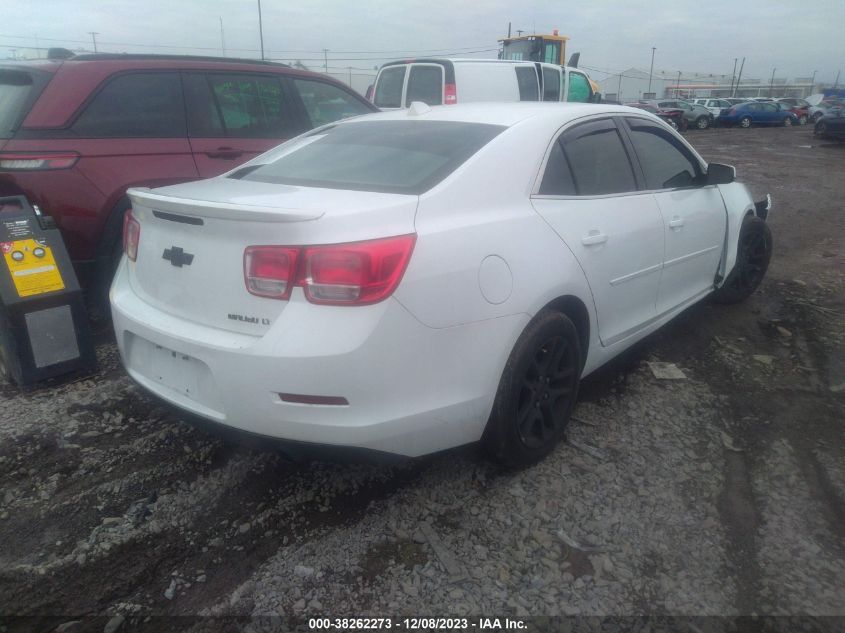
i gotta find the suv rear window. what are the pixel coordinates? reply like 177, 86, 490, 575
0, 69, 36, 139
236, 120, 505, 195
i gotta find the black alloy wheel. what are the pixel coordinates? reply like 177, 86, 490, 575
713, 215, 772, 304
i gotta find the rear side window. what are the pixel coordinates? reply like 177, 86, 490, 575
206, 74, 298, 138
560, 119, 636, 195
624, 119, 702, 189
538, 140, 576, 195
237, 120, 505, 195
515, 67, 539, 101
542, 67, 561, 102
293, 78, 371, 127
72, 73, 185, 137
0, 69, 36, 139
405, 65, 443, 106
567, 72, 591, 103
374, 66, 406, 108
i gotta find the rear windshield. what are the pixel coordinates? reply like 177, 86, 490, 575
236, 120, 506, 195
0, 69, 36, 139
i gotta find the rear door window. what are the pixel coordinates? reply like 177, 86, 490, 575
515, 67, 539, 101
72, 72, 185, 137
538, 139, 576, 195
183, 73, 225, 137
374, 66, 406, 108
293, 78, 371, 127
405, 65, 443, 106
567, 72, 591, 103
542, 67, 561, 102
559, 119, 636, 195
205, 74, 298, 138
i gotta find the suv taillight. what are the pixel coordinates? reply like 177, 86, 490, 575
243, 235, 416, 306
0, 152, 79, 171
122, 209, 140, 262
444, 83, 457, 105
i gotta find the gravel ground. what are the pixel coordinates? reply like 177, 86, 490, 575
0, 126, 843, 631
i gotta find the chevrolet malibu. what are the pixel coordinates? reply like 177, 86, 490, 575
111, 102, 772, 466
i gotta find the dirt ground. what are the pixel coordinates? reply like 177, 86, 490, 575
0, 125, 843, 631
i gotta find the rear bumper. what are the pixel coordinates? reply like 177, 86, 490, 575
109, 259, 524, 457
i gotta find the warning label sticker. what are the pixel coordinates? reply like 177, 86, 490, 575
2, 238, 65, 297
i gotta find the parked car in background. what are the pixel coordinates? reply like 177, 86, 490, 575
370, 58, 596, 109
814, 107, 845, 140
724, 98, 750, 106
809, 100, 844, 122
649, 99, 713, 129
626, 101, 687, 131
719, 101, 798, 128
111, 102, 771, 465
775, 98, 810, 125
692, 98, 732, 118
0, 53, 376, 298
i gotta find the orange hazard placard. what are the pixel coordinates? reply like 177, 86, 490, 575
1, 238, 65, 297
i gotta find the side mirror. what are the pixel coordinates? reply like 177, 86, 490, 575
707, 163, 735, 185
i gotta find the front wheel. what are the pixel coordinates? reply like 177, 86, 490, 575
712, 215, 772, 304
695, 115, 710, 130
739, 116, 752, 128
812, 112, 823, 123
484, 311, 582, 467
814, 122, 828, 138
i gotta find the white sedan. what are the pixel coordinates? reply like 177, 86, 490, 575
111, 102, 772, 466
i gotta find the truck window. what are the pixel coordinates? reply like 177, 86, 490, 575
405, 65, 443, 107
515, 67, 539, 101
567, 72, 592, 103
374, 66, 406, 108
542, 67, 561, 101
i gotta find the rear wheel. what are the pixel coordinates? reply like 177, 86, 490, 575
695, 115, 710, 130
739, 116, 752, 128
484, 311, 581, 467
713, 215, 772, 304
783, 116, 793, 127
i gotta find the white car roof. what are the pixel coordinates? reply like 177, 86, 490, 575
342, 102, 636, 129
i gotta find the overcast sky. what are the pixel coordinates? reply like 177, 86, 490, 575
2, 0, 843, 87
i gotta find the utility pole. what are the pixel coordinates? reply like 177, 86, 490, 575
730, 57, 738, 96
257, 0, 265, 60
219, 17, 226, 57
88, 32, 99, 53
617, 73, 622, 101
810, 69, 817, 90
323, 49, 329, 73
34, 34, 41, 58
348, 66, 352, 87
676, 70, 682, 97
648, 47, 656, 95
834, 70, 841, 89
516, 30, 524, 37
734, 57, 745, 97
769, 68, 776, 97
507, 22, 511, 38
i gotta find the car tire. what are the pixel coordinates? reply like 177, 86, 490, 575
739, 116, 752, 128
712, 215, 772, 304
695, 116, 710, 130
812, 112, 823, 123
814, 122, 827, 138
484, 310, 582, 467
798, 114, 808, 125
92, 197, 132, 321
783, 116, 793, 127
667, 119, 679, 130
0, 345, 11, 384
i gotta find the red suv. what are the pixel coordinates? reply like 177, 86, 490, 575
0, 53, 376, 294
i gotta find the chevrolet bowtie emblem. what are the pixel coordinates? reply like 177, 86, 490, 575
162, 246, 194, 267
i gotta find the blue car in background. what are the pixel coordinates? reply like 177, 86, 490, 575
720, 101, 799, 128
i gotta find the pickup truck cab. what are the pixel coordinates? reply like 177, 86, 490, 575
371, 58, 595, 109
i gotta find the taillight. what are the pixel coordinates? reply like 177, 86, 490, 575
243, 235, 416, 305
244, 246, 300, 300
444, 83, 457, 105
0, 152, 79, 171
122, 209, 140, 262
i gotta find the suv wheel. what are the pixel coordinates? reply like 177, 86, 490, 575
484, 311, 581, 467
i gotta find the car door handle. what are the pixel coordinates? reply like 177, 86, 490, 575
581, 231, 608, 246
669, 216, 685, 230
206, 147, 243, 159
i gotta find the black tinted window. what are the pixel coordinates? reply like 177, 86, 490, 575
207, 74, 297, 138
542, 67, 561, 101
183, 73, 224, 137
73, 73, 185, 137
561, 120, 636, 195
374, 66, 405, 108
293, 78, 371, 127
515, 67, 539, 101
538, 140, 576, 195
405, 65, 443, 106
238, 120, 505, 195
625, 120, 702, 189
